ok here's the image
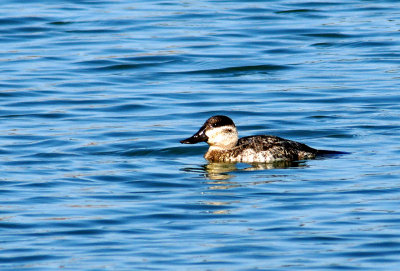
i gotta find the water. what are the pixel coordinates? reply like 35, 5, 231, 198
1, 0, 400, 270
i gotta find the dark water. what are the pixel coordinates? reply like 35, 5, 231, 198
1, 0, 400, 270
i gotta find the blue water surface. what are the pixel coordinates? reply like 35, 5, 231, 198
1, 0, 400, 270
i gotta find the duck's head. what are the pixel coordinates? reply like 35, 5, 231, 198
180, 115, 238, 149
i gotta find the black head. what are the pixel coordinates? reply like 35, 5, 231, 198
180, 115, 236, 144
204, 115, 235, 128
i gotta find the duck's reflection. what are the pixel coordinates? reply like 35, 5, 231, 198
204, 162, 238, 181
202, 160, 306, 180
181, 160, 307, 180
181, 161, 307, 215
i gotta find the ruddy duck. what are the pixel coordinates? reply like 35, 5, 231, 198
180, 115, 343, 163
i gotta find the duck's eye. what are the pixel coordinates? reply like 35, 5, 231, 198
226, 129, 232, 133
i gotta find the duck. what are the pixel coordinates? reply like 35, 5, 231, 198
180, 115, 343, 163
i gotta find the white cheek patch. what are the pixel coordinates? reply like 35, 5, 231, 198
205, 126, 238, 148
205, 127, 225, 143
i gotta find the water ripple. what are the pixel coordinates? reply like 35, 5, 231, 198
1, 0, 400, 270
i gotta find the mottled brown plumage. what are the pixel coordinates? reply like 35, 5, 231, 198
204, 135, 317, 163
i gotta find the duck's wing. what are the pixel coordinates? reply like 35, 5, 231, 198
237, 135, 317, 158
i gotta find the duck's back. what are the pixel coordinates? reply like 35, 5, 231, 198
238, 135, 317, 161
205, 135, 318, 163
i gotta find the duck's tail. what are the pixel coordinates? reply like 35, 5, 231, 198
316, 149, 350, 156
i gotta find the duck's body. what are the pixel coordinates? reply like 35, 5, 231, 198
204, 135, 318, 163
180, 115, 341, 163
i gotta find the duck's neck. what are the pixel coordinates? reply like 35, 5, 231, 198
204, 146, 235, 162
